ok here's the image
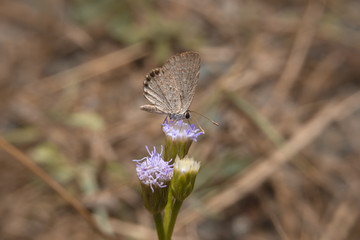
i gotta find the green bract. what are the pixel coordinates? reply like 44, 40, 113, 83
141, 182, 170, 214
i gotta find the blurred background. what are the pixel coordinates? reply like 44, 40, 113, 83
1, 0, 360, 239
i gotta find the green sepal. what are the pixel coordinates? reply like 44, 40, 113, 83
164, 136, 193, 163
141, 182, 170, 214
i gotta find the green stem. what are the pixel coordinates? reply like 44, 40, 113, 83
163, 189, 173, 235
166, 199, 183, 240
153, 213, 165, 240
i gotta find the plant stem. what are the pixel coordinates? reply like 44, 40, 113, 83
166, 199, 183, 240
163, 189, 173, 234
153, 213, 165, 240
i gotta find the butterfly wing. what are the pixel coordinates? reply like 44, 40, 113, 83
162, 51, 201, 113
141, 67, 181, 114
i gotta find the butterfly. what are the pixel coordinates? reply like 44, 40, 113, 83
140, 51, 201, 120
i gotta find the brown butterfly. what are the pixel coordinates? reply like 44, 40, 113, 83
140, 51, 201, 120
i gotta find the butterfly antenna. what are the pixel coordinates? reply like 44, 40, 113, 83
190, 111, 219, 126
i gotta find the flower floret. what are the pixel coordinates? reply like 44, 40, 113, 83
134, 146, 174, 192
162, 120, 203, 142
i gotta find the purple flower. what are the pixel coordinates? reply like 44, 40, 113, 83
134, 146, 174, 192
162, 120, 203, 142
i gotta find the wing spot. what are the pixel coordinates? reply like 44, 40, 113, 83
150, 71, 155, 77
154, 69, 160, 75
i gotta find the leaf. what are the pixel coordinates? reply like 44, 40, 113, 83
66, 111, 105, 132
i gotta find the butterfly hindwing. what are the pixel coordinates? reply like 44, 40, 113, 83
142, 67, 181, 114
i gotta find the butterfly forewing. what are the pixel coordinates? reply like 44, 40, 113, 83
163, 52, 201, 113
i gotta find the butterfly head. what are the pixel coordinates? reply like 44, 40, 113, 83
169, 110, 191, 121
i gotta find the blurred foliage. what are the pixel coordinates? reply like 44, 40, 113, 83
70, 0, 205, 61
30, 142, 76, 184
65, 111, 105, 132
3, 127, 41, 145
196, 151, 252, 192
107, 161, 131, 183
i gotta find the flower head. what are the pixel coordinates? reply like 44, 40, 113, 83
162, 120, 203, 162
134, 146, 174, 192
162, 120, 203, 142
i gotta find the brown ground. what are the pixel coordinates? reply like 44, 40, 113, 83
0, 0, 360, 239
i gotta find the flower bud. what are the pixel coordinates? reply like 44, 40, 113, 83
171, 156, 200, 201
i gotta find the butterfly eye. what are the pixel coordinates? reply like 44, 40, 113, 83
185, 111, 191, 119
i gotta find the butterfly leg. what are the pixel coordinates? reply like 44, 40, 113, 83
163, 115, 169, 124
140, 105, 164, 114
191, 115, 205, 134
